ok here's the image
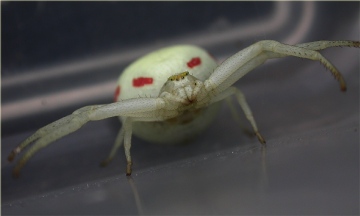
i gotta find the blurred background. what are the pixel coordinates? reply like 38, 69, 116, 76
2, 2, 359, 215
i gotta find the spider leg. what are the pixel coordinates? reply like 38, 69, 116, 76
204, 40, 359, 95
7, 104, 108, 163
269, 40, 360, 58
295, 40, 359, 51
11, 112, 91, 177
225, 97, 255, 138
123, 118, 133, 176
208, 87, 266, 144
100, 126, 125, 167
9, 97, 167, 177
231, 88, 266, 144
7, 115, 74, 162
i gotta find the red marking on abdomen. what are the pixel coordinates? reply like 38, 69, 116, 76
114, 86, 121, 101
133, 77, 153, 87
187, 57, 201, 68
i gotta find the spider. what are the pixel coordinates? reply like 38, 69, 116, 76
8, 40, 359, 177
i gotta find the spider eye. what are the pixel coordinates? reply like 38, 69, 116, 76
168, 71, 189, 81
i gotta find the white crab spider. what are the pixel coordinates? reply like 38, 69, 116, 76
8, 40, 359, 177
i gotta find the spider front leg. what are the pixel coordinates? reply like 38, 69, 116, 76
8, 97, 169, 177
199, 40, 359, 145
8, 112, 92, 177
205, 40, 359, 94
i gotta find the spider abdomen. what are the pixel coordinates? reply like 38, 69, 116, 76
131, 102, 221, 144
115, 45, 219, 144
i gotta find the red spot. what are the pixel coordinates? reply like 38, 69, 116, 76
114, 86, 121, 102
187, 57, 201, 68
133, 77, 153, 87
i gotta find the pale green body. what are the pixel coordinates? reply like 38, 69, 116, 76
116, 45, 220, 144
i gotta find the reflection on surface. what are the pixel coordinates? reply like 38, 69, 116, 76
127, 176, 144, 215
260, 145, 268, 190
